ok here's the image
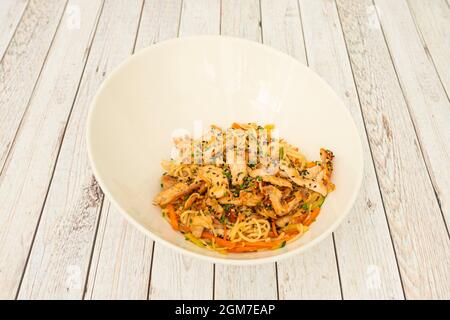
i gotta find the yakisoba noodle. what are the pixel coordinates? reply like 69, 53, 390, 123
153, 123, 335, 253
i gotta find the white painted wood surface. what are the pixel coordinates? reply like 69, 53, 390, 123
299, 0, 403, 300
0, 0, 102, 299
407, 0, 450, 98
336, 0, 450, 299
18, 0, 143, 299
0, 0, 449, 300
0, 0, 67, 172
375, 0, 450, 225
0, 0, 28, 59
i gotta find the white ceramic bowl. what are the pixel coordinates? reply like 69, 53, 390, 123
87, 36, 363, 265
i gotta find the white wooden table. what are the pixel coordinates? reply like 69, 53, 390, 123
0, 0, 449, 300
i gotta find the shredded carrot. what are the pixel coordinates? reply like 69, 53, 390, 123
201, 231, 236, 248
271, 220, 278, 237
306, 161, 316, 168
223, 224, 227, 239
303, 208, 320, 226
167, 204, 179, 230
228, 246, 260, 253
231, 122, 241, 129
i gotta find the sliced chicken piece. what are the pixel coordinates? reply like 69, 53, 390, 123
263, 186, 285, 216
153, 181, 203, 206
191, 226, 204, 238
320, 148, 335, 192
206, 197, 224, 215
218, 191, 262, 207
301, 165, 322, 179
248, 167, 269, 178
284, 191, 303, 213
199, 165, 229, 198
280, 158, 328, 196
161, 175, 177, 190
257, 207, 277, 219
239, 191, 263, 206
218, 197, 242, 205
191, 215, 213, 237
275, 215, 292, 228
262, 175, 292, 189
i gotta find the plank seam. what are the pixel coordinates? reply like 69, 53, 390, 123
296, 0, 309, 66
404, 0, 450, 102
0, 0, 30, 63
331, 233, 344, 299
146, 242, 156, 300
177, 0, 184, 37
333, 0, 407, 299
84, 202, 110, 299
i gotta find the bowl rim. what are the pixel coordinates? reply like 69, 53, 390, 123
86, 35, 364, 265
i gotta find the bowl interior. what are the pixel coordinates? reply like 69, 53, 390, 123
87, 36, 363, 264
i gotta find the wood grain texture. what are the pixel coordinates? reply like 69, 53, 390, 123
260, 0, 306, 63
221, 0, 262, 42
17, 0, 143, 299
215, 0, 277, 300
0, 0, 67, 173
0, 0, 28, 59
147, 0, 218, 300
215, 264, 278, 300
299, 0, 403, 299
407, 0, 450, 98
86, 0, 182, 300
0, 0, 103, 300
134, 0, 182, 50
85, 203, 153, 300
375, 0, 450, 227
149, 247, 213, 300
336, 0, 450, 299
260, 0, 341, 300
178, 0, 220, 36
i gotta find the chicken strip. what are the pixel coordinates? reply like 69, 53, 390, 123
153, 181, 203, 206
199, 165, 229, 198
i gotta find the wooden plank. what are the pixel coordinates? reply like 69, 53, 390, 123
0, 0, 103, 300
407, 0, 450, 98
17, 0, 143, 299
85, 203, 153, 300
0, 0, 28, 59
134, 0, 182, 50
86, 0, 182, 300
260, 0, 306, 63
260, 0, 341, 300
178, 0, 221, 36
374, 0, 450, 226
336, 0, 450, 299
221, 0, 262, 42
148, 0, 219, 300
215, 264, 278, 300
299, 0, 403, 299
0, 0, 67, 173
214, 0, 277, 300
